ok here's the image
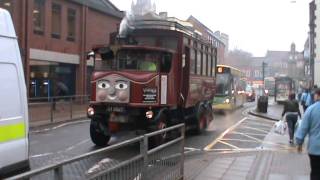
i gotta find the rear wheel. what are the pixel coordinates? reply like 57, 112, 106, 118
194, 106, 208, 134
90, 120, 111, 147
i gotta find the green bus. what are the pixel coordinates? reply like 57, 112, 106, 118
213, 65, 246, 111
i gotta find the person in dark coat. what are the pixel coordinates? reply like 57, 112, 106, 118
282, 93, 301, 144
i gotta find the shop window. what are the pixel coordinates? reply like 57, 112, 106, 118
33, 0, 45, 35
51, 3, 61, 39
67, 8, 76, 41
0, 0, 13, 14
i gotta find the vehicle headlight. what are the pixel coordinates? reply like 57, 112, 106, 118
87, 107, 95, 116
225, 98, 230, 104
146, 111, 154, 119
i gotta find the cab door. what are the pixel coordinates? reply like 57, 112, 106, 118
181, 47, 190, 105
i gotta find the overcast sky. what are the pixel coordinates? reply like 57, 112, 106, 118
109, 0, 310, 57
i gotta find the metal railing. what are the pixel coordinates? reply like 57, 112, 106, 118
7, 124, 185, 180
28, 95, 90, 126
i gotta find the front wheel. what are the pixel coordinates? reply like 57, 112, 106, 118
90, 120, 111, 147
149, 113, 168, 148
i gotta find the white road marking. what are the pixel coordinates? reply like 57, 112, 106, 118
31, 139, 91, 159
31, 153, 54, 158
30, 120, 90, 134
86, 158, 114, 174
204, 117, 247, 151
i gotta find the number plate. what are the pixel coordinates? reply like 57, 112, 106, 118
107, 106, 126, 113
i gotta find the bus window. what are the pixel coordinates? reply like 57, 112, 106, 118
216, 73, 230, 95
202, 52, 207, 76
190, 49, 196, 74
197, 51, 201, 75
211, 55, 216, 76
160, 53, 172, 73
207, 54, 211, 77
118, 49, 172, 72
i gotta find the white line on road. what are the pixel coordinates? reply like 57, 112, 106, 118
30, 153, 54, 158
30, 120, 90, 134
204, 117, 247, 151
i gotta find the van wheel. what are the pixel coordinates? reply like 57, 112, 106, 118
90, 120, 111, 147
194, 106, 208, 134
149, 114, 168, 148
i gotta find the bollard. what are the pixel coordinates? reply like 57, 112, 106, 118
140, 136, 148, 180
70, 97, 73, 120
50, 97, 54, 123
180, 125, 185, 179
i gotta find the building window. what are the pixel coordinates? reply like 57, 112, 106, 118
0, 0, 13, 14
33, 0, 45, 35
67, 8, 76, 41
51, 3, 61, 39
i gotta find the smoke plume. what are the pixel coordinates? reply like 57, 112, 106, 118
119, 0, 158, 37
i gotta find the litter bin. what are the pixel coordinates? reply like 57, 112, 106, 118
257, 96, 268, 113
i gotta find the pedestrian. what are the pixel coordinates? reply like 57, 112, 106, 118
300, 89, 309, 112
306, 90, 314, 108
281, 93, 301, 144
296, 88, 320, 180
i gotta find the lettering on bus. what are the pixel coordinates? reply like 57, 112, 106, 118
143, 87, 157, 103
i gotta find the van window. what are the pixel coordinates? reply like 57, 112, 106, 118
0, 64, 22, 120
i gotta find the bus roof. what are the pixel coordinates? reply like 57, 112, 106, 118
217, 65, 242, 72
217, 65, 245, 77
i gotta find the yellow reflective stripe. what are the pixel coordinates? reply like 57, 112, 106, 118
0, 122, 26, 143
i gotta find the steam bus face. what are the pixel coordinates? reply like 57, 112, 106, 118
91, 47, 174, 106
96, 75, 130, 103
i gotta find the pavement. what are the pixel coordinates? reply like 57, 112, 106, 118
28, 101, 88, 127
248, 98, 283, 121
189, 101, 310, 180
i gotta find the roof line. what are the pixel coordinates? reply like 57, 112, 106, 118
102, 0, 120, 11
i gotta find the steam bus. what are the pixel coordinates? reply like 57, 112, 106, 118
264, 77, 275, 96
87, 19, 217, 146
275, 76, 295, 103
213, 65, 246, 111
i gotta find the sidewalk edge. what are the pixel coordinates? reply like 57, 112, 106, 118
249, 109, 279, 122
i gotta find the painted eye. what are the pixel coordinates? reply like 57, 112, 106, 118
115, 82, 128, 90
98, 81, 110, 89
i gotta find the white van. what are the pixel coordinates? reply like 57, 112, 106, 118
0, 8, 29, 177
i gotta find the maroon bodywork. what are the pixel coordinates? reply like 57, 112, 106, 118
87, 24, 217, 146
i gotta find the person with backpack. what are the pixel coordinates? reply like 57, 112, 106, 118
282, 93, 301, 144
296, 88, 320, 180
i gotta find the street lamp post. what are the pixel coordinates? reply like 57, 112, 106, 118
262, 62, 267, 85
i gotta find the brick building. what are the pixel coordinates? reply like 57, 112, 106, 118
243, 43, 305, 87
187, 16, 228, 64
0, 0, 123, 98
